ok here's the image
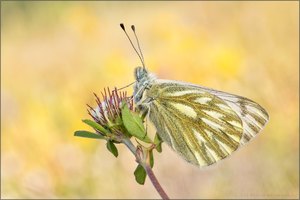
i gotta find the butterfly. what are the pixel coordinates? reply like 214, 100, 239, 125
120, 24, 269, 167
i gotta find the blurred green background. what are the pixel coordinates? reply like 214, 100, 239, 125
1, 1, 299, 199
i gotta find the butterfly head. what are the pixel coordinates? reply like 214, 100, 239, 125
133, 66, 156, 103
134, 66, 148, 81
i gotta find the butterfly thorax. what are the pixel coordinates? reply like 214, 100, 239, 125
133, 66, 156, 104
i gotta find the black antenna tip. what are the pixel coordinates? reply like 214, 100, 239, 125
120, 23, 125, 30
131, 25, 135, 31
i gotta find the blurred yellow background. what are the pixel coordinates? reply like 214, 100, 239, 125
1, 1, 299, 199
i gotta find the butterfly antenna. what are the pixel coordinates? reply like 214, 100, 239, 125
131, 25, 145, 69
120, 23, 145, 69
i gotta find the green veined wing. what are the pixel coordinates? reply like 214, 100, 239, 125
143, 79, 269, 167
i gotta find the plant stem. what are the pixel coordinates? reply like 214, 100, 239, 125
122, 138, 170, 199
144, 163, 170, 200
122, 138, 136, 155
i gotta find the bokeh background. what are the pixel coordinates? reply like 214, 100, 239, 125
1, 1, 299, 199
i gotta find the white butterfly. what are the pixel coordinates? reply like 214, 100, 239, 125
121, 24, 269, 167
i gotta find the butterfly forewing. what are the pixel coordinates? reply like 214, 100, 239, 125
144, 80, 269, 167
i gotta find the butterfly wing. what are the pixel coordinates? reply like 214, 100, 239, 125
144, 79, 269, 167
194, 83, 269, 146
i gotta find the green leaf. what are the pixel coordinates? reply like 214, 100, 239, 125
106, 140, 118, 157
134, 164, 147, 185
154, 133, 163, 153
74, 130, 105, 140
121, 104, 147, 141
140, 134, 152, 143
149, 150, 154, 168
82, 119, 109, 134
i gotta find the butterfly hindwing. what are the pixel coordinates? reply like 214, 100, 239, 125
194, 84, 269, 145
143, 79, 269, 167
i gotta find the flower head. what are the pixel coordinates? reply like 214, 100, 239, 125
87, 87, 133, 139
